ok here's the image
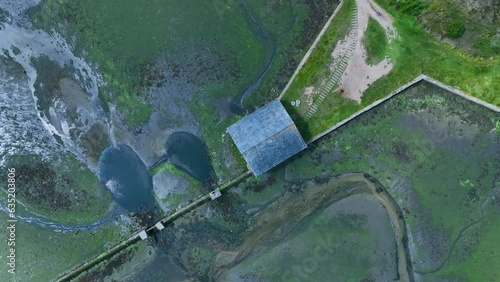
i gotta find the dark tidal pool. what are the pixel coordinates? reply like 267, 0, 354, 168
99, 144, 156, 212
165, 131, 214, 182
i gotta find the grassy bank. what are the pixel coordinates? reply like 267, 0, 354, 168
279, 0, 499, 140
0, 211, 122, 282
2, 153, 111, 224
281, 0, 354, 104
362, 0, 499, 108
363, 17, 388, 64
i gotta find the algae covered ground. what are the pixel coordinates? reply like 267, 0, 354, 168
1, 152, 111, 225
0, 211, 123, 282
225, 194, 398, 281
0, 1, 344, 280
1, 0, 498, 280
285, 81, 499, 280
78, 79, 498, 281
29, 0, 340, 184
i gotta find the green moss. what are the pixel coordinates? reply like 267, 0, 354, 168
190, 92, 246, 181
363, 17, 388, 65
150, 161, 186, 178
189, 246, 214, 278
438, 215, 500, 281
162, 193, 184, 208
307, 81, 499, 276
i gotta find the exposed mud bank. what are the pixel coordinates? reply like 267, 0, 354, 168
212, 173, 413, 281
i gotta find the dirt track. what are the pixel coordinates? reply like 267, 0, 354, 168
340, 0, 397, 102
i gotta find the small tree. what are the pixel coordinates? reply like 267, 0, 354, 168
445, 19, 466, 38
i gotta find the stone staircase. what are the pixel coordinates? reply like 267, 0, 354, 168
304, 4, 358, 121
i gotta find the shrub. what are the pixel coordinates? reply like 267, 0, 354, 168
445, 19, 466, 38
388, 0, 427, 16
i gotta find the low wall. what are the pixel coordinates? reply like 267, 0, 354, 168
308, 74, 500, 144
278, 0, 345, 99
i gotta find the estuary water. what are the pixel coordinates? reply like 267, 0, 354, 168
99, 144, 157, 212
165, 131, 214, 182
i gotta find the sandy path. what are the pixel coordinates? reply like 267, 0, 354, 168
301, 0, 397, 119
341, 0, 397, 102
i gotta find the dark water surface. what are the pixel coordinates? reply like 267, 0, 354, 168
99, 144, 156, 212
165, 131, 214, 182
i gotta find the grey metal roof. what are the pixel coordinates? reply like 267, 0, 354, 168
227, 99, 307, 176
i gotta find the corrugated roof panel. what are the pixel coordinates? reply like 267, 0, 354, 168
243, 124, 307, 175
227, 100, 293, 153
227, 99, 307, 176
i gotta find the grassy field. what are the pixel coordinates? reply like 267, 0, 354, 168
280, 0, 499, 140
0, 211, 123, 282
363, 17, 388, 65
1, 152, 111, 224
420, 0, 499, 57
364, 0, 499, 108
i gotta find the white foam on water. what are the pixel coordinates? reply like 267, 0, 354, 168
0, 3, 107, 165
0, 0, 41, 19
0, 55, 59, 166
105, 178, 123, 199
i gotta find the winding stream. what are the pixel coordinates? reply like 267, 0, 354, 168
414, 192, 491, 275
0, 188, 122, 232
213, 173, 414, 281
236, 0, 297, 107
